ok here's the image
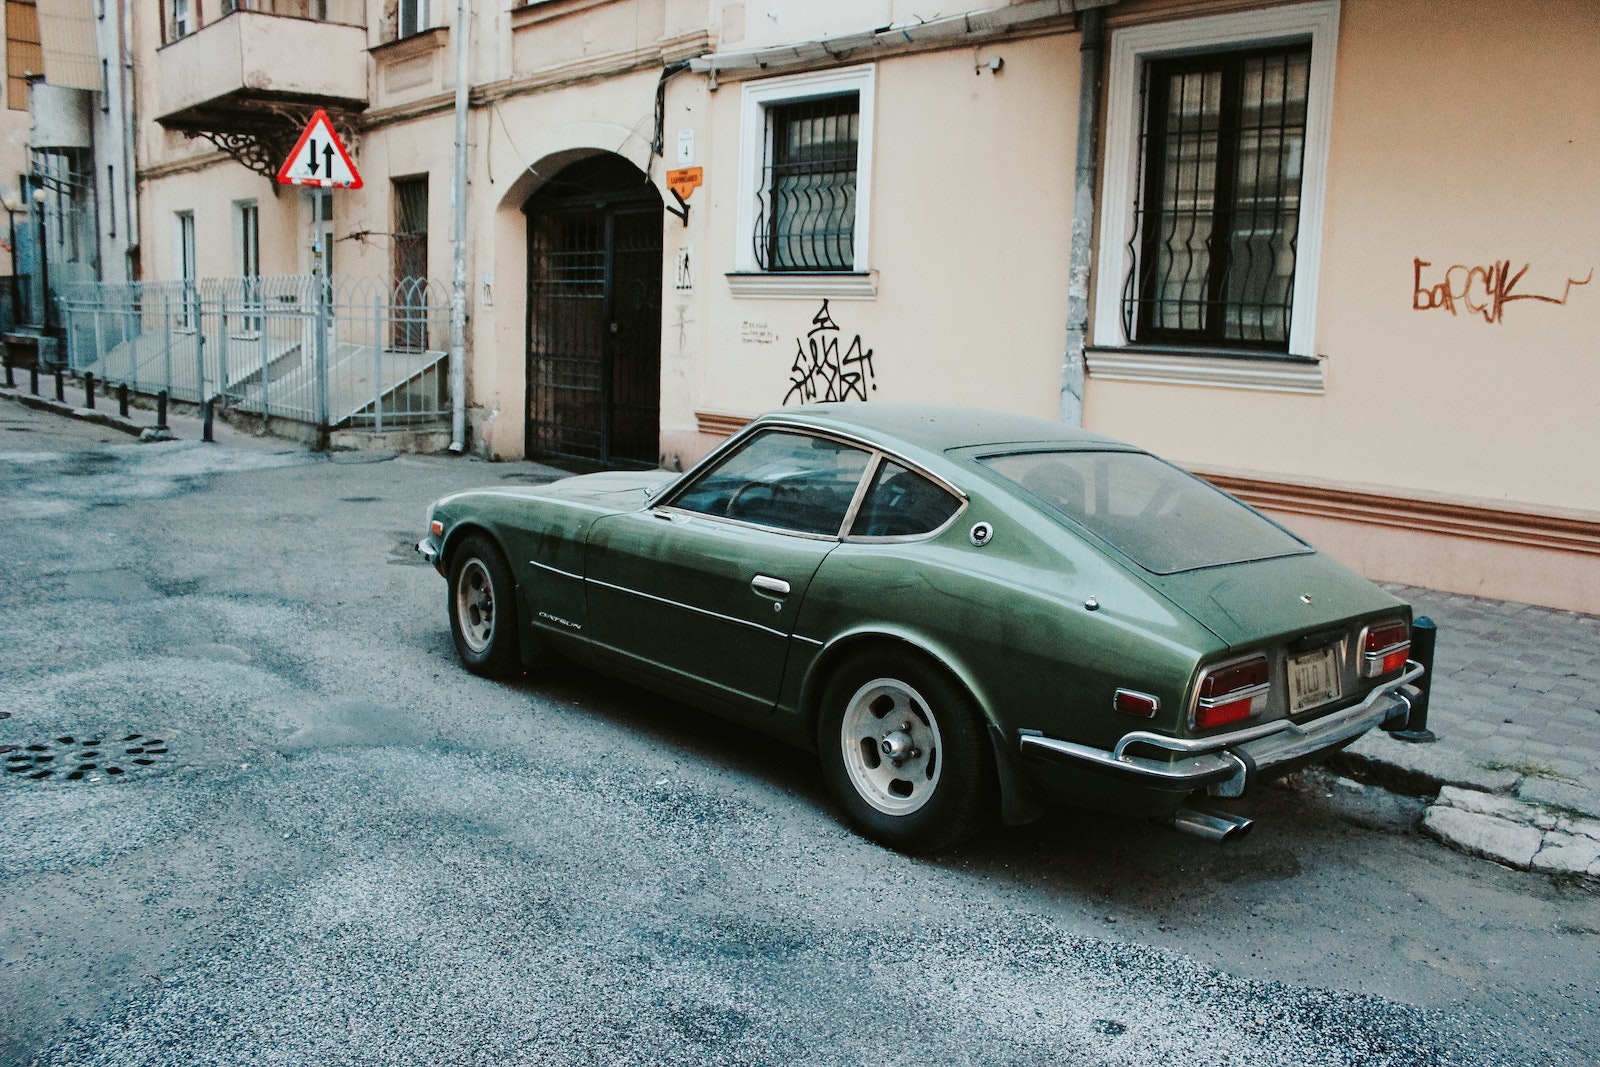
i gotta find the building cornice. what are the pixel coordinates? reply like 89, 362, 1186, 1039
137, 150, 234, 182
359, 31, 714, 131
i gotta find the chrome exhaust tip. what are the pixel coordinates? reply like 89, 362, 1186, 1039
1168, 806, 1254, 843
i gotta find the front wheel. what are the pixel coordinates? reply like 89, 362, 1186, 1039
448, 534, 521, 678
817, 648, 994, 852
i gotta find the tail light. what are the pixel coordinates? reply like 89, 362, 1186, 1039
1114, 689, 1160, 718
1195, 655, 1270, 730
1360, 620, 1410, 678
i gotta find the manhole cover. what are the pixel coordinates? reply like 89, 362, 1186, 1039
1, 733, 172, 783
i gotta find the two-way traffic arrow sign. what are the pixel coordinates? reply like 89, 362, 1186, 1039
276, 109, 363, 189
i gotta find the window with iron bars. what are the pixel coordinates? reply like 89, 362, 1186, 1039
1123, 44, 1311, 351
392, 176, 428, 351
754, 93, 858, 272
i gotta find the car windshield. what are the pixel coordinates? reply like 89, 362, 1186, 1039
980, 450, 1311, 574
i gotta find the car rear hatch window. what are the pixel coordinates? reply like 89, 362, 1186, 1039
979, 450, 1311, 574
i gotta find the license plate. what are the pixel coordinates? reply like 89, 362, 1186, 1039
1288, 646, 1341, 712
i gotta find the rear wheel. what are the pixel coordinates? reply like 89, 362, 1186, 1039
818, 647, 993, 852
448, 534, 520, 678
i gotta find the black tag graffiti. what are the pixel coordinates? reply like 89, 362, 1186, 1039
783, 300, 876, 405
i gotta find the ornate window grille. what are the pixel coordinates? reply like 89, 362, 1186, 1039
754, 93, 858, 272
1123, 44, 1311, 350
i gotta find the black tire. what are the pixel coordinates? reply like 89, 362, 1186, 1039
817, 647, 994, 852
447, 534, 521, 679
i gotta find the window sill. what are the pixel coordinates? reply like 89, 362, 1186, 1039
725, 271, 877, 300
369, 25, 448, 59
1085, 346, 1324, 395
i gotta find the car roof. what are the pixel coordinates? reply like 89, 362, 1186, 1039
751, 403, 1133, 457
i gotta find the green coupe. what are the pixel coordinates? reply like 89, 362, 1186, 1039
418, 405, 1421, 851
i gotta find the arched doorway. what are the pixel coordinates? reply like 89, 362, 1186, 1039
524, 154, 662, 467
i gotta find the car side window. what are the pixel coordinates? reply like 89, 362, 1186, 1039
668, 429, 872, 536
848, 460, 962, 539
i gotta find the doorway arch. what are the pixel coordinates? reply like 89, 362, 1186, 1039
524, 153, 663, 467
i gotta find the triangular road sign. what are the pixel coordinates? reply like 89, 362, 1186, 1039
276, 109, 363, 189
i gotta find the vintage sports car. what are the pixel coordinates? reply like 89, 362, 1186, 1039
418, 405, 1421, 851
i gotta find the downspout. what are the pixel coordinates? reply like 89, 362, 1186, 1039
1060, 5, 1105, 426
448, 0, 469, 452
119, 0, 138, 275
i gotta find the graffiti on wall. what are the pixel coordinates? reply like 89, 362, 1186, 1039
783, 300, 877, 404
1413, 259, 1594, 325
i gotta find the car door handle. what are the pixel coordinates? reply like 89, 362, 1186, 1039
750, 575, 791, 597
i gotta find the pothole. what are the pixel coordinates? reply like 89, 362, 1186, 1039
1, 733, 173, 784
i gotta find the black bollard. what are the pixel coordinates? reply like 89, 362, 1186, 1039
3, 354, 11, 389
1390, 616, 1438, 743
54, 370, 64, 402
29, 365, 38, 394
118, 382, 130, 418
157, 390, 169, 430
83, 372, 94, 409
202, 397, 214, 442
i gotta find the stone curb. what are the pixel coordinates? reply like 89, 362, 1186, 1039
1334, 732, 1600, 883
1420, 786, 1600, 878
0, 385, 175, 441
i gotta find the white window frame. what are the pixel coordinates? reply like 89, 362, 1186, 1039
398, 0, 428, 38
235, 199, 259, 277
175, 210, 197, 330
235, 199, 262, 334
729, 63, 876, 299
1093, 1, 1340, 366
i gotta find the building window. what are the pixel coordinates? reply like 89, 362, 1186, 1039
237, 200, 260, 331
176, 210, 197, 327
398, 0, 427, 38
392, 176, 428, 350
171, 0, 191, 40
5, 0, 42, 111
734, 64, 875, 281
1094, 2, 1339, 364
1128, 45, 1310, 350
757, 94, 858, 272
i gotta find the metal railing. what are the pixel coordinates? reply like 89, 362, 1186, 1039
57, 275, 450, 433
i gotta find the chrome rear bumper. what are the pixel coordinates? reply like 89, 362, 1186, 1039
1019, 662, 1425, 796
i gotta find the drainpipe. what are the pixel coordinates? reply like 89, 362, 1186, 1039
119, 0, 139, 277
1060, 6, 1105, 426
448, 0, 469, 452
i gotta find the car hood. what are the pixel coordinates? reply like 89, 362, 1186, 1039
531, 468, 678, 507
1140, 550, 1408, 649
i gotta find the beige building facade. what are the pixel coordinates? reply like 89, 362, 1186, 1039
128, 0, 1599, 613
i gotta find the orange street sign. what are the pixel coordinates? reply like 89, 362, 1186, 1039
666, 167, 703, 200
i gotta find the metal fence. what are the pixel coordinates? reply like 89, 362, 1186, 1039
57, 275, 450, 432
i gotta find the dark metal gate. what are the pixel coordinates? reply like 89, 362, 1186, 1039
525, 156, 662, 467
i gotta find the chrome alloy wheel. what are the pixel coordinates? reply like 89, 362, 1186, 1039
838, 677, 944, 817
454, 558, 496, 654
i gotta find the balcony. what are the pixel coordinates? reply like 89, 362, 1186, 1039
155, 0, 369, 165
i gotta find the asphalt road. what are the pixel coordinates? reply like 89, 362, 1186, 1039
2, 402, 1596, 1066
